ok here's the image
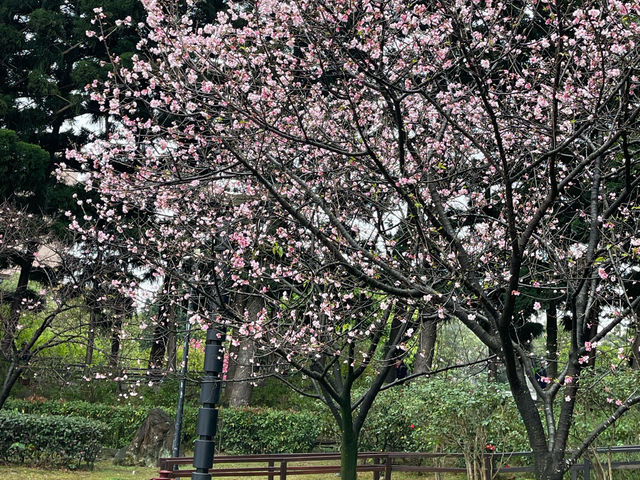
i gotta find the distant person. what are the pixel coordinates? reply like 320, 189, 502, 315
534, 363, 550, 389
395, 359, 408, 380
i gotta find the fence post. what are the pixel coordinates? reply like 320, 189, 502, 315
373, 456, 380, 480
384, 455, 392, 480
483, 453, 493, 480
584, 458, 591, 480
570, 464, 578, 480
268, 460, 275, 480
280, 460, 288, 480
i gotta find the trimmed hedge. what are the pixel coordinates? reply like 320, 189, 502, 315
217, 407, 323, 454
5, 399, 322, 454
0, 410, 106, 468
5, 399, 151, 449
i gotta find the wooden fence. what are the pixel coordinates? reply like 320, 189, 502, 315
153, 445, 640, 480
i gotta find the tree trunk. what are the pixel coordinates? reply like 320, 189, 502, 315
226, 295, 262, 407
1, 255, 34, 358
109, 318, 122, 368
225, 340, 240, 390
166, 317, 177, 372
148, 319, 167, 370
511, 377, 573, 480
340, 405, 359, 480
585, 307, 599, 368
0, 358, 25, 409
538, 451, 568, 480
630, 322, 640, 369
501, 338, 553, 480
85, 308, 97, 367
413, 319, 436, 374
226, 337, 256, 407
384, 304, 405, 382
545, 303, 558, 379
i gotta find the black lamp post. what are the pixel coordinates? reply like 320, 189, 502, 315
191, 325, 224, 480
189, 234, 232, 479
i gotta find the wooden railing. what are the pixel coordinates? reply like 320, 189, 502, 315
152, 446, 640, 480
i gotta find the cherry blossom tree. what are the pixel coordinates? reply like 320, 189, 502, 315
73, 0, 640, 479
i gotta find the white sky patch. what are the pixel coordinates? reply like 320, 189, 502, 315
60, 113, 106, 136
447, 194, 469, 211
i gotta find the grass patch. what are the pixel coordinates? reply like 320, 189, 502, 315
0, 460, 157, 480
0, 459, 537, 480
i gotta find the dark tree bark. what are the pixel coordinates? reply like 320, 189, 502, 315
166, 318, 177, 372
630, 322, 640, 370
0, 360, 24, 409
585, 307, 600, 368
109, 318, 122, 368
546, 303, 558, 379
340, 400, 359, 480
148, 318, 168, 371
0, 340, 33, 409
225, 295, 262, 407
413, 318, 436, 374
384, 303, 410, 382
85, 308, 98, 367
0, 251, 35, 358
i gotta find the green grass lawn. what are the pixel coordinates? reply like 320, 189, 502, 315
0, 459, 538, 480
0, 460, 158, 480
0, 460, 463, 480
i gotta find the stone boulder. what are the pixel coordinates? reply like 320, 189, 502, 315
114, 408, 175, 467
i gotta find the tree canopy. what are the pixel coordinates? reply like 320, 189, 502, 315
70, 1, 640, 479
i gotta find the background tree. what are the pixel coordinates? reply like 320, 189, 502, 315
0, 0, 147, 398
0, 130, 48, 357
0, 200, 117, 408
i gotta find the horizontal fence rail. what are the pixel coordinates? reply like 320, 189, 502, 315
153, 446, 640, 480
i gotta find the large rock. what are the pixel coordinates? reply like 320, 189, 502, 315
114, 408, 175, 467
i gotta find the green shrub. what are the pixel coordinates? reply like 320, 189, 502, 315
5, 399, 149, 449
4, 398, 321, 454
358, 385, 422, 452
360, 379, 529, 454
359, 370, 640, 466
216, 407, 322, 454
0, 410, 106, 468
568, 368, 640, 448
358, 379, 529, 480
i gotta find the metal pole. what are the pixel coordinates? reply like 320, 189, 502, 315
191, 326, 224, 480
172, 305, 192, 459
